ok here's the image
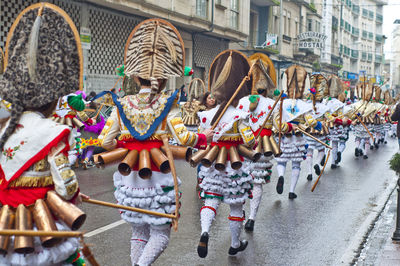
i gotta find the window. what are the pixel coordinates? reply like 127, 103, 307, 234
230, 0, 239, 29
307, 18, 312, 31
196, 0, 208, 18
287, 11, 291, 36
316, 21, 321, 32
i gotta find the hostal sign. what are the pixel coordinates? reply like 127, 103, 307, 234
297, 32, 327, 49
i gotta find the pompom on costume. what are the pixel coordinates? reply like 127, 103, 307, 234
0, 3, 87, 265
97, 18, 208, 266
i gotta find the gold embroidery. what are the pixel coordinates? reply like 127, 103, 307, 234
60, 169, 76, 181
55, 154, 69, 167
33, 159, 49, 172
99, 119, 114, 145
9, 175, 53, 187
66, 182, 78, 196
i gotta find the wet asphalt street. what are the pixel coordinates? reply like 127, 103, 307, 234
77, 134, 398, 266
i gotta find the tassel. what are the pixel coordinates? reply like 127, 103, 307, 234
27, 5, 44, 81
211, 51, 232, 92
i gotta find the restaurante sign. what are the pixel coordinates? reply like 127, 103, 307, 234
297, 31, 327, 49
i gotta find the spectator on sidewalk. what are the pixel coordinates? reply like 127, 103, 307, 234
391, 103, 400, 148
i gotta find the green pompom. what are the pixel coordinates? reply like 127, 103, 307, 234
115, 65, 125, 77
328, 97, 332, 100
273, 89, 280, 96
249, 95, 260, 103
184, 66, 194, 76
67, 95, 85, 111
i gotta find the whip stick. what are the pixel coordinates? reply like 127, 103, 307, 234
255, 91, 284, 139
311, 149, 331, 192
296, 125, 332, 149
161, 134, 180, 232
278, 97, 283, 149
355, 113, 375, 142
82, 198, 175, 219
93, 103, 105, 121
211, 63, 256, 130
0, 229, 83, 238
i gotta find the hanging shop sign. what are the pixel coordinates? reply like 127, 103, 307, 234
297, 31, 327, 49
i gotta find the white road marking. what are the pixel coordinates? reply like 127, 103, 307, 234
84, 219, 126, 238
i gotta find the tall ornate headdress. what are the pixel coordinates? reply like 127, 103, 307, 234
281, 65, 309, 99
208, 49, 252, 125
124, 18, 185, 96
326, 75, 342, 99
187, 78, 206, 102
0, 2, 83, 149
309, 74, 327, 101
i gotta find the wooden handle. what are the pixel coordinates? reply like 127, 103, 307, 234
278, 97, 284, 149
161, 135, 180, 231
311, 149, 330, 192
211, 63, 256, 130
255, 91, 283, 139
296, 125, 332, 149
0, 229, 83, 238
82, 198, 175, 219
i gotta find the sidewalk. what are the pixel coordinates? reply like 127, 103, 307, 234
355, 185, 400, 265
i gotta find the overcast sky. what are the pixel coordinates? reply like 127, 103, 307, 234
384, 0, 400, 59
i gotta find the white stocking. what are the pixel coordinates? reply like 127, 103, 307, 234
137, 225, 171, 266
290, 162, 301, 193
364, 139, 370, 155
200, 198, 220, 234
277, 162, 287, 177
306, 148, 314, 175
338, 142, 346, 153
249, 183, 263, 220
355, 137, 361, 149
130, 224, 149, 265
229, 203, 244, 248
331, 141, 338, 163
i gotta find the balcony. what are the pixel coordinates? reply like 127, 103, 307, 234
351, 50, 359, 59
362, 8, 368, 18
376, 34, 383, 43
376, 13, 383, 24
368, 32, 374, 40
368, 11, 374, 20
362, 30, 368, 39
361, 52, 367, 61
352, 4, 360, 15
250, 0, 280, 5
367, 53, 373, 62
375, 54, 382, 63
331, 54, 343, 66
351, 27, 359, 37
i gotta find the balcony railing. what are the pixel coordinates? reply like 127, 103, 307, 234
368, 32, 374, 40
362, 52, 367, 60
352, 27, 359, 37
352, 4, 360, 15
331, 54, 343, 65
351, 50, 359, 59
376, 13, 383, 23
362, 8, 368, 18
362, 30, 368, 39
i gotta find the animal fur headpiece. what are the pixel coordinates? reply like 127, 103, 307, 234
327, 75, 342, 98
374, 85, 382, 102
124, 18, 184, 94
248, 53, 276, 97
384, 90, 391, 105
0, 48, 4, 74
364, 82, 374, 101
282, 65, 309, 99
208, 49, 252, 125
187, 78, 205, 102
0, 2, 83, 149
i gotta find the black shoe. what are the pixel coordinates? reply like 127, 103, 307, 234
331, 164, 337, 169
276, 176, 284, 194
359, 149, 364, 156
384, 141, 387, 144
370, 145, 374, 150
197, 232, 209, 258
337, 152, 342, 163
228, 240, 248, 255
314, 164, 321, 176
244, 219, 254, 232
307, 174, 312, 181
363, 155, 368, 159
355, 148, 359, 157
288, 192, 297, 199
320, 154, 326, 166
375, 144, 379, 149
